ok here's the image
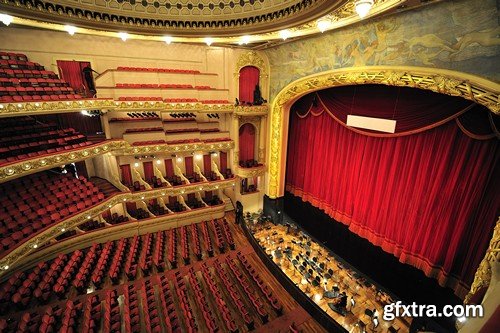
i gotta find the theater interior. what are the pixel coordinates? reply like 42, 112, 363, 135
0, 0, 498, 332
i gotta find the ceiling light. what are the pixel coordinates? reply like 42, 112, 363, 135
279, 30, 291, 40
317, 20, 330, 33
163, 36, 173, 44
239, 35, 251, 45
204, 37, 214, 46
118, 32, 129, 41
355, 0, 374, 19
0, 14, 13, 26
64, 25, 77, 35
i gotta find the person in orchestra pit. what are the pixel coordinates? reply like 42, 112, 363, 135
338, 292, 348, 309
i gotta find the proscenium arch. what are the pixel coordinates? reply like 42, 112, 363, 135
266, 66, 500, 199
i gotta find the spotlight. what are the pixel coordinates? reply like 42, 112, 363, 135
163, 36, 173, 44
0, 13, 13, 26
239, 35, 251, 45
279, 29, 291, 40
64, 25, 77, 35
317, 20, 330, 33
355, 0, 374, 19
204, 37, 213, 46
118, 32, 129, 41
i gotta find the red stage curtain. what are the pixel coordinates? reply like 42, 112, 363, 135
219, 151, 228, 173
164, 159, 174, 177
239, 66, 260, 104
120, 164, 132, 186
293, 85, 476, 137
286, 103, 499, 297
56, 60, 91, 93
239, 123, 256, 163
185, 156, 194, 177
143, 161, 154, 182
203, 155, 212, 174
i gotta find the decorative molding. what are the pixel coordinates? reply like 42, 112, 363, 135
121, 140, 234, 156
0, 139, 235, 184
267, 66, 500, 198
236, 165, 266, 178
464, 217, 500, 304
0, 99, 115, 117
0, 140, 127, 183
0, 179, 236, 276
235, 51, 268, 77
234, 105, 269, 116
0, 100, 269, 117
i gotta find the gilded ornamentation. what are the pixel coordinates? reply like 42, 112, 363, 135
0, 99, 115, 117
267, 66, 500, 198
121, 140, 234, 156
235, 51, 268, 77
464, 217, 500, 304
236, 165, 266, 178
0, 100, 269, 117
0, 178, 236, 276
0, 139, 235, 184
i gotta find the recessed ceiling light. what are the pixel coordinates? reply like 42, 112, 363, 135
317, 20, 330, 33
118, 32, 129, 41
163, 36, 173, 44
279, 30, 291, 40
204, 37, 213, 46
355, 0, 374, 19
0, 14, 13, 26
64, 25, 77, 35
239, 35, 251, 45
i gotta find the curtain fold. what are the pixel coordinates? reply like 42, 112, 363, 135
143, 161, 154, 182
56, 60, 90, 92
120, 164, 132, 186
185, 156, 194, 177
239, 66, 260, 104
239, 123, 256, 163
286, 105, 499, 297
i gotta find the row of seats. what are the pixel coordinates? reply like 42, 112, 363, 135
188, 268, 219, 332
0, 52, 28, 61
117, 97, 228, 104
0, 173, 106, 253
124, 126, 163, 133
0, 122, 92, 165
0, 51, 79, 103
0, 59, 43, 70
116, 66, 201, 74
0, 77, 69, 87
237, 251, 284, 315
173, 270, 198, 332
0, 69, 58, 80
116, 83, 198, 89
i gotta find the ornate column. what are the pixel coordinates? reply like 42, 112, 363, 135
232, 114, 240, 168
258, 115, 267, 164
464, 217, 500, 304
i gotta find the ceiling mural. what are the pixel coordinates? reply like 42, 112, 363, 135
265, 0, 500, 98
